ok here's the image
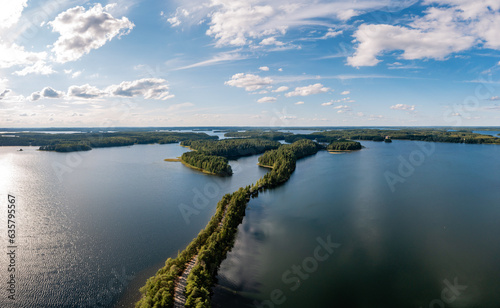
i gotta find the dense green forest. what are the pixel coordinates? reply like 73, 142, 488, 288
0, 131, 218, 152
281, 128, 500, 144
327, 140, 362, 151
223, 131, 292, 140
180, 152, 232, 176
180, 138, 280, 159
256, 139, 323, 188
39, 143, 92, 152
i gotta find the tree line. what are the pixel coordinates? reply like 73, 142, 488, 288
327, 140, 362, 151
181, 152, 233, 176
180, 138, 280, 159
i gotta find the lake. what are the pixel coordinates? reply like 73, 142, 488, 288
213, 140, 500, 308
0, 140, 499, 307
0, 144, 267, 307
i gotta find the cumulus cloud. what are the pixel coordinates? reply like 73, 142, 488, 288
30, 92, 41, 101
348, 1, 500, 66
68, 84, 104, 99
0, 0, 27, 28
225, 73, 273, 91
259, 66, 270, 71
285, 83, 330, 97
49, 3, 135, 63
30, 87, 64, 101
341, 90, 350, 95
295, 101, 304, 105
273, 86, 289, 92
106, 78, 174, 100
0, 89, 11, 100
390, 104, 415, 111
42, 87, 64, 98
257, 96, 277, 103
321, 102, 333, 106
489, 96, 500, 101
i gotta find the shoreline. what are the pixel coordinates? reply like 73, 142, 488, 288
164, 156, 221, 176
257, 163, 273, 169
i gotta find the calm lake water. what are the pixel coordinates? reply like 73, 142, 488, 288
0, 140, 499, 307
0, 144, 267, 307
213, 140, 500, 308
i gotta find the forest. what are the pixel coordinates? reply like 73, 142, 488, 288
0, 131, 218, 152
180, 138, 280, 159
327, 140, 362, 151
180, 152, 232, 176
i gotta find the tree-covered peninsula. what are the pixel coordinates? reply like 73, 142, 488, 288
135, 140, 322, 308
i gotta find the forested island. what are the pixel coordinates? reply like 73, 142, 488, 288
327, 140, 362, 151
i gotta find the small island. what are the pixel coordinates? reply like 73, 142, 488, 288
327, 140, 362, 152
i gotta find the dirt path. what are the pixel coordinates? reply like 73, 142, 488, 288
173, 202, 230, 307
173, 255, 198, 308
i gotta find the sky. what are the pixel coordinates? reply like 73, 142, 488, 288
1, 0, 500, 127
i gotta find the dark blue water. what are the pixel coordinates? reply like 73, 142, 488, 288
0, 144, 267, 307
214, 140, 500, 308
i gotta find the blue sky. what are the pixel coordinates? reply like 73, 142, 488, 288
1, 0, 500, 127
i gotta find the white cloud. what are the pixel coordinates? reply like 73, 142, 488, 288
169, 0, 395, 47
489, 96, 500, 101
0, 0, 27, 28
0, 43, 47, 70
334, 105, 350, 110
319, 28, 342, 40
260, 37, 284, 46
68, 84, 104, 99
390, 103, 415, 111
106, 78, 174, 100
273, 86, 289, 92
349, 1, 500, 66
225, 73, 273, 91
321, 102, 333, 106
341, 90, 350, 95
0, 89, 11, 100
30, 87, 64, 101
257, 96, 277, 103
295, 101, 304, 105
13, 61, 54, 76
29, 92, 41, 101
173, 51, 246, 70
259, 66, 270, 71
49, 3, 135, 63
285, 83, 330, 97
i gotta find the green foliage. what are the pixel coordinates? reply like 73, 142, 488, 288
257, 139, 322, 188
181, 151, 232, 176
223, 131, 291, 141
180, 138, 280, 159
39, 143, 92, 152
0, 131, 218, 152
327, 140, 362, 151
